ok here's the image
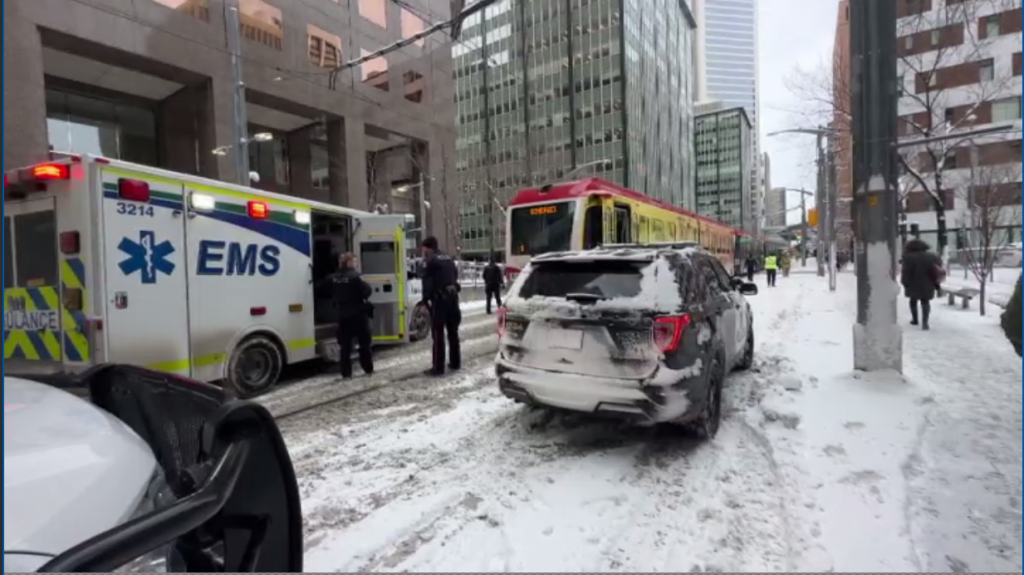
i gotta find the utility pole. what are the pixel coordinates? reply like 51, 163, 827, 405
815, 130, 827, 277
827, 133, 838, 291
801, 192, 809, 267
225, 0, 250, 185
850, 0, 902, 373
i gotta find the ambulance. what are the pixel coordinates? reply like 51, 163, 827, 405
3, 154, 432, 397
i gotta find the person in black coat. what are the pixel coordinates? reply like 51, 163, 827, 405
482, 257, 505, 314
744, 255, 758, 282
421, 236, 462, 376
900, 239, 943, 330
317, 253, 374, 378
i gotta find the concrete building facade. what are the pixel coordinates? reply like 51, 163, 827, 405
765, 186, 787, 228
894, 0, 1022, 251
3, 0, 458, 248
453, 0, 698, 258
695, 106, 753, 231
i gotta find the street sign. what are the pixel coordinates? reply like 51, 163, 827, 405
807, 208, 819, 227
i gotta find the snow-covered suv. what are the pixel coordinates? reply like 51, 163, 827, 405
495, 245, 758, 438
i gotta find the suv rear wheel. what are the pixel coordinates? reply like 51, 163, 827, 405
693, 353, 724, 440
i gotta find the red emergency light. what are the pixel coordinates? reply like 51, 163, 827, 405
248, 201, 269, 219
31, 163, 70, 181
118, 179, 151, 202
60, 231, 81, 255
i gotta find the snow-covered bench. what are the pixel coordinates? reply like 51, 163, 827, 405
946, 287, 981, 309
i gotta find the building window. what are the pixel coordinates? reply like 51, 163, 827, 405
905, 35, 914, 51
45, 88, 158, 166
307, 24, 341, 69
403, 70, 425, 103
238, 0, 284, 51
993, 96, 1022, 122
152, 0, 210, 21
361, 49, 390, 91
985, 15, 1001, 38
401, 9, 426, 47
979, 59, 995, 81
359, 0, 387, 29
930, 29, 941, 47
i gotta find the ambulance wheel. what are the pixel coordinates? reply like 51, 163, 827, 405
410, 303, 431, 342
227, 336, 283, 398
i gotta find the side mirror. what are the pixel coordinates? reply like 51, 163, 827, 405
730, 277, 745, 289
39, 364, 303, 573
739, 282, 759, 296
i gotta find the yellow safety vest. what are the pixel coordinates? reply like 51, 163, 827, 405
764, 256, 778, 270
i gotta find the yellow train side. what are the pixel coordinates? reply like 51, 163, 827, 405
582, 193, 737, 270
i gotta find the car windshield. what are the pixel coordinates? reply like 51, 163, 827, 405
518, 260, 648, 300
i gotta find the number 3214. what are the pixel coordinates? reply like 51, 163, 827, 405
117, 202, 155, 217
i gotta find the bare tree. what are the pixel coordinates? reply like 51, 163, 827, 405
956, 160, 1023, 316
786, 0, 1021, 260
407, 144, 459, 254
366, 151, 381, 211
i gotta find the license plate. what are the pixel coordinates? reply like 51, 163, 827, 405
549, 329, 584, 350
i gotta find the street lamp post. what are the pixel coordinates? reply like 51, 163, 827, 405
768, 127, 840, 281
779, 188, 815, 266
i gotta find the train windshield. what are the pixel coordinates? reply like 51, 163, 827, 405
509, 201, 576, 256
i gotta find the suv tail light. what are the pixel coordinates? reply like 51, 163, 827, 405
653, 314, 691, 353
497, 307, 508, 337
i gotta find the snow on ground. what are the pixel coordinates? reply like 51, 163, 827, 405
283, 262, 1022, 573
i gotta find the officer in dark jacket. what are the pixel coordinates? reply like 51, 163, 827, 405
1001, 273, 1022, 357
900, 239, 943, 330
318, 253, 374, 378
421, 236, 461, 376
482, 256, 504, 314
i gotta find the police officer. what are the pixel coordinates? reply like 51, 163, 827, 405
420, 236, 461, 376
318, 253, 374, 379
482, 256, 504, 315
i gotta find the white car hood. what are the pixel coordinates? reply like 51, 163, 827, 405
3, 378, 157, 557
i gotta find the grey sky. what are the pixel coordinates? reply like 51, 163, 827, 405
758, 0, 842, 226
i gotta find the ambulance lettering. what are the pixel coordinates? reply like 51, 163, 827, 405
197, 240, 281, 277
4, 297, 59, 332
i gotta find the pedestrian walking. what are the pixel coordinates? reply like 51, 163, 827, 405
421, 236, 462, 376
900, 239, 944, 331
317, 252, 374, 379
764, 253, 779, 287
780, 251, 792, 278
482, 256, 504, 315
744, 255, 758, 282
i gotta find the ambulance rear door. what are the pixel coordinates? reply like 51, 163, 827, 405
353, 214, 410, 344
4, 197, 63, 368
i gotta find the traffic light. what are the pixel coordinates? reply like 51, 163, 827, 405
807, 208, 819, 227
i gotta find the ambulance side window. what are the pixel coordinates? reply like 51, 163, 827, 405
4, 217, 14, 289
360, 241, 397, 275
14, 211, 58, 287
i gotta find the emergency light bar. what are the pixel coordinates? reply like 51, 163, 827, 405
118, 179, 151, 202
248, 201, 269, 219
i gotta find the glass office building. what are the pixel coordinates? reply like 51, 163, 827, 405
453, 0, 697, 257
695, 106, 752, 231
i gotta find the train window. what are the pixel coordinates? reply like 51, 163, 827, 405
584, 205, 603, 249
651, 219, 664, 241
669, 222, 677, 240
614, 205, 631, 243
639, 216, 649, 244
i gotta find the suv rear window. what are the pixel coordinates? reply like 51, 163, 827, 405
518, 260, 647, 299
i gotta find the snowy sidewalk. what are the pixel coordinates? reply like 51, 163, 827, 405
748, 271, 1022, 572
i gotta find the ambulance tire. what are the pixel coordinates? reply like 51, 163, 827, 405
227, 335, 284, 398
410, 303, 432, 342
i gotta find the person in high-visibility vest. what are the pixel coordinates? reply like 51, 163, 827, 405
764, 253, 779, 287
